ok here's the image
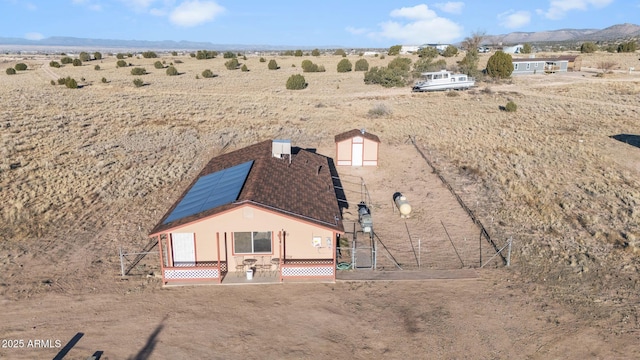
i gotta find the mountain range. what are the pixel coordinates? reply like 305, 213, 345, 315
1, 23, 639, 51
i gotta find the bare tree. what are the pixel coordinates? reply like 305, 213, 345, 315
461, 31, 486, 52
599, 61, 617, 73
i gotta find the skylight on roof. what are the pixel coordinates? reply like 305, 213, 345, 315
162, 160, 253, 224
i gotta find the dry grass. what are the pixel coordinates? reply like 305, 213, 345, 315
2, 50, 640, 354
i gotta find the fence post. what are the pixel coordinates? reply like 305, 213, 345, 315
119, 246, 125, 277
506, 237, 512, 267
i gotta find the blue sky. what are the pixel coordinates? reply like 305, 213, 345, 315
1, 0, 639, 47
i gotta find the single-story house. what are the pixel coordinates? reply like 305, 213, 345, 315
502, 44, 524, 54
511, 55, 581, 75
335, 129, 380, 167
400, 45, 420, 54
149, 139, 344, 285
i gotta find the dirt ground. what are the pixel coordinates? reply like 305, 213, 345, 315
1, 50, 640, 359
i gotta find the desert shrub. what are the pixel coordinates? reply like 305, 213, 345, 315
196, 50, 217, 59
242, 55, 247, 60
504, 100, 517, 112
268, 59, 279, 70
311, 49, 320, 56
413, 58, 446, 75
116, 53, 125, 59
599, 61, 617, 73
337, 59, 352, 73
457, 50, 480, 78
166, 66, 178, 76
133, 78, 144, 87
72, 59, 82, 66
223, 51, 235, 59
57, 77, 66, 85
334, 49, 346, 57
154, 61, 164, 69
417, 47, 438, 59
225, 58, 239, 70
286, 74, 307, 90
50, 80, 55, 85
79, 52, 91, 61
65, 77, 77, 89
294, 50, 303, 57
367, 103, 392, 118
520, 43, 533, 54
580, 42, 598, 53
388, 45, 402, 56
174, 59, 183, 64
171, 51, 178, 56
446, 90, 460, 97
259, 57, 266, 62
93, 52, 102, 60
363, 66, 408, 88
241, 64, 248, 72
142, 51, 158, 58
201, 69, 216, 78
101, 77, 107, 83
442, 45, 458, 57
355, 59, 369, 71
14, 63, 27, 71
94, 65, 100, 70
49, 61, 60, 68
301, 60, 324, 72
486, 51, 513, 79
61, 56, 73, 64
131, 67, 146, 75
6, 68, 16, 75
380, 54, 385, 59
388, 57, 412, 71
617, 41, 638, 53
116, 60, 127, 68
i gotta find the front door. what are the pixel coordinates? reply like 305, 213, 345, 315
352, 143, 363, 166
171, 233, 195, 266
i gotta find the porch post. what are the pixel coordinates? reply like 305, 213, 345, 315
216, 232, 222, 283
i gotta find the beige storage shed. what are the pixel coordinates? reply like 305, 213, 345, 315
334, 129, 380, 166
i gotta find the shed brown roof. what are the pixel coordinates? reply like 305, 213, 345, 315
150, 140, 344, 235
334, 129, 380, 143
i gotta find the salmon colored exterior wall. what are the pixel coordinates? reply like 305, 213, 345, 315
165, 204, 339, 271
335, 137, 379, 166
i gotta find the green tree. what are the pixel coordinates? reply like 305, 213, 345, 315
65, 77, 78, 89
93, 52, 102, 60
580, 42, 598, 53
363, 66, 409, 88
154, 61, 164, 69
457, 49, 480, 78
286, 74, 307, 89
442, 45, 458, 57
311, 49, 320, 56
223, 51, 236, 58
196, 50, 217, 59
166, 66, 178, 76
61, 56, 73, 64
337, 58, 352, 73
49, 61, 60, 68
388, 45, 402, 56
131, 67, 147, 75
79, 52, 91, 61
294, 50, 303, 57
354, 58, 369, 71
334, 49, 347, 57
14, 63, 27, 71
413, 58, 446, 75
521, 43, 533, 54
461, 31, 486, 53
268, 59, 279, 70
388, 57, 412, 71
485, 51, 514, 79
617, 41, 638, 53
116, 53, 126, 59
72, 58, 82, 66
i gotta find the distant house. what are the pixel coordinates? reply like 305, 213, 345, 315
400, 45, 420, 54
149, 140, 344, 285
511, 55, 581, 75
335, 129, 380, 167
502, 44, 524, 54
420, 44, 451, 53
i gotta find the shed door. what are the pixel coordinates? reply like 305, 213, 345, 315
171, 233, 195, 266
352, 143, 363, 166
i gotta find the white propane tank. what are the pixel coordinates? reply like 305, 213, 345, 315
393, 192, 412, 217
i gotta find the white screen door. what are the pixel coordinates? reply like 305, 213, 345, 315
171, 233, 195, 266
352, 143, 363, 166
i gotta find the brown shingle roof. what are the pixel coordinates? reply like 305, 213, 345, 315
150, 140, 344, 235
334, 129, 380, 143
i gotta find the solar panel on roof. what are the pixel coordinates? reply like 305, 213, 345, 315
163, 160, 253, 224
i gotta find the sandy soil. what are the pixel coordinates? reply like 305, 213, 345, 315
1, 50, 640, 359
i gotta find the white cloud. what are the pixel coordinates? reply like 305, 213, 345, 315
72, 0, 102, 11
24, 32, 44, 40
434, 2, 464, 15
119, 0, 158, 11
371, 4, 463, 44
543, 0, 613, 20
169, 1, 225, 27
346, 26, 368, 35
498, 10, 531, 29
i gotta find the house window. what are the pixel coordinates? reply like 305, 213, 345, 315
514, 63, 519, 70
535, 63, 538, 68
526, 63, 530, 70
234, 231, 272, 254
